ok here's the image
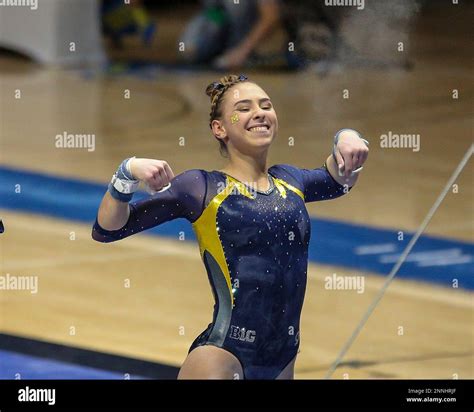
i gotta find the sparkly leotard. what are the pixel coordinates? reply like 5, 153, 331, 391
92, 163, 348, 379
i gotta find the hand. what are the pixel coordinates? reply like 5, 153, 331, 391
213, 46, 249, 70
129, 158, 175, 192
333, 130, 369, 178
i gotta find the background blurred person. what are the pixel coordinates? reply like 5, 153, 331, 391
102, 0, 156, 48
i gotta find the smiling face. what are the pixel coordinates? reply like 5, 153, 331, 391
211, 82, 278, 157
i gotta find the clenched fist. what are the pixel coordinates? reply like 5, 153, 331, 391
333, 130, 369, 178
129, 158, 175, 192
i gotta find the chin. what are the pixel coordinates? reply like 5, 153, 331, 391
249, 137, 274, 152
245, 130, 275, 140
247, 133, 272, 143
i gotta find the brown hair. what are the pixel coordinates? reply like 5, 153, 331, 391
205, 74, 249, 158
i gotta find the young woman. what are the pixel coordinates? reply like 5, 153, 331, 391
92, 74, 369, 379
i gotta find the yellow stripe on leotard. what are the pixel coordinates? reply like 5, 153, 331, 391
192, 176, 254, 306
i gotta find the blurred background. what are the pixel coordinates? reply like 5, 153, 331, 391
0, 0, 472, 379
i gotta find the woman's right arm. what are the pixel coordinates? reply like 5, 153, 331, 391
92, 159, 206, 243
96, 191, 131, 231
96, 158, 174, 231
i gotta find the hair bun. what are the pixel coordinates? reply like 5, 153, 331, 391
205, 74, 244, 101
205, 83, 218, 99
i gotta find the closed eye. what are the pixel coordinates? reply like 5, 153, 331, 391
237, 104, 272, 111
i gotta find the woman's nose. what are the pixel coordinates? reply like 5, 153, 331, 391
252, 108, 266, 120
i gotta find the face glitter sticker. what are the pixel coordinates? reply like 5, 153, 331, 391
231, 113, 239, 124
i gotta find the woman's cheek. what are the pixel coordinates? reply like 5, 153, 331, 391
230, 112, 240, 125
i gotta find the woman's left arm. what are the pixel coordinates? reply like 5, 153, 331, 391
325, 129, 369, 187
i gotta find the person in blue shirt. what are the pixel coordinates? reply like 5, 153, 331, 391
92, 74, 369, 379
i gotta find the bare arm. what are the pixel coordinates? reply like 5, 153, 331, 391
97, 191, 131, 231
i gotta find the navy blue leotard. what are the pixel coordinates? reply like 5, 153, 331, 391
92, 164, 349, 379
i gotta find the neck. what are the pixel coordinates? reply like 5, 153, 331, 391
222, 150, 269, 182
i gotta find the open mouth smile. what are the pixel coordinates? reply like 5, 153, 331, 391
247, 124, 271, 133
